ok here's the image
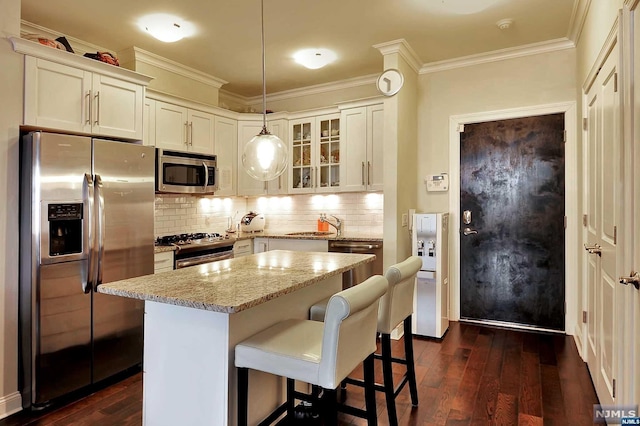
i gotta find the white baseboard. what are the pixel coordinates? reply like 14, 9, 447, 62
0, 392, 22, 420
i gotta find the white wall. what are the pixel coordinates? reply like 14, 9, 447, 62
0, 0, 23, 418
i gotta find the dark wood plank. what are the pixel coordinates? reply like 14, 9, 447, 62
0, 322, 600, 426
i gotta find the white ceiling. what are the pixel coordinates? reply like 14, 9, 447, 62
20, 0, 578, 98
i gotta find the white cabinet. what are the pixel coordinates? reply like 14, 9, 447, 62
237, 118, 288, 196
214, 115, 238, 196
340, 103, 384, 192
143, 98, 156, 146
289, 113, 340, 194
155, 101, 214, 154
253, 238, 328, 253
24, 56, 145, 140
233, 239, 253, 257
154, 251, 174, 273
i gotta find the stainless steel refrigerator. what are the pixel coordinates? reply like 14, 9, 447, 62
19, 131, 154, 408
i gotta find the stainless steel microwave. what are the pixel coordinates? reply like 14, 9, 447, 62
156, 149, 218, 194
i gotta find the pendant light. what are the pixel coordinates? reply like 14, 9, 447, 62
242, 0, 288, 182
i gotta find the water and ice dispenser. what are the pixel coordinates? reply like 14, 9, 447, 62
411, 212, 449, 338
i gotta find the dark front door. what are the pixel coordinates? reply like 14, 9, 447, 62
459, 113, 565, 330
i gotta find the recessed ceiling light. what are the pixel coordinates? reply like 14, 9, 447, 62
293, 48, 337, 70
138, 13, 196, 43
421, 0, 503, 15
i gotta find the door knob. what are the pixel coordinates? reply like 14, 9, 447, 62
619, 271, 640, 290
462, 227, 478, 236
583, 243, 602, 256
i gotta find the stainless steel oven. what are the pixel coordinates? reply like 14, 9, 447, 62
156, 233, 234, 269
156, 149, 218, 195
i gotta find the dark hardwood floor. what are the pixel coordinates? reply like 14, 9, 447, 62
1, 322, 598, 425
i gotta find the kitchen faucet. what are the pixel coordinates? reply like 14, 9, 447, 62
321, 215, 343, 236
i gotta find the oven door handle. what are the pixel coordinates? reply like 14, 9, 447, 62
176, 251, 234, 268
203, 162, 209, 191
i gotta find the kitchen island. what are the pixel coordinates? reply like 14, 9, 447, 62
98, 250, 375, 426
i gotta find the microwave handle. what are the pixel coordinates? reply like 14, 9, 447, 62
203, 162, 209, 191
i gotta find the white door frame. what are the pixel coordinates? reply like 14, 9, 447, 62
448, 102, 578, 335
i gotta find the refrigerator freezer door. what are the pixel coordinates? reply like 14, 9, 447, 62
91, 139, 154, 382
36, 262, 92, 405
36, 132, 92, 265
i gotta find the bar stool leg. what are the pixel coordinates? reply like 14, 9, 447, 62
324, 388, 338, 426
381, 333, 398, 426
237, 367, 249, 426
286, 378, 296, 420
404, 316, 419, 406
363, 353, 378, 426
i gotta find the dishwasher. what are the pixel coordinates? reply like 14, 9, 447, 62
329, 240, 383, 289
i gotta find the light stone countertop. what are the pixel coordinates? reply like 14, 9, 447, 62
99, 250, 375, 313
153, 232, 383, 253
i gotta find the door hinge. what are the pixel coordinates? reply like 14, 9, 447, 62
563, 130, 567, 142
613, 378, 616, 398
582, 311, 587, 323
614, 73, 618, 93
583, 117, 588, 131
564, 216, 567, 229
457, 124, 465, 133
614, 225, 617, 244
583, 214, 588, 227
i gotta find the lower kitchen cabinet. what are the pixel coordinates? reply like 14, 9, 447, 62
253, 238, 328, 253
233, 239, 253, 257
154, 251, 174, 273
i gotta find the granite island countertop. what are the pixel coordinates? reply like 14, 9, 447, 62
99, 250, 375, 313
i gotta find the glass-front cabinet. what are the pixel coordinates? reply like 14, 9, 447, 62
289, 113, 340, 194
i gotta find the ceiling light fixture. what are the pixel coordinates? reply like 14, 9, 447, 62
293, 48, 337, 70
242, 0, 288, 182
138, 13, 196, 43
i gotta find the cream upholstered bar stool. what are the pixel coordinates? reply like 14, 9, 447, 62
235, 275, 388, 426
309, 256, 423, 426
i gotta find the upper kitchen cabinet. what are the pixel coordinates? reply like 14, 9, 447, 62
289, 113, 340, 194
339, 102, 384, 192
237, 117, 288, 197
23, 56, 146, 140
155, 101, 214, 155
213, 115, 237, 197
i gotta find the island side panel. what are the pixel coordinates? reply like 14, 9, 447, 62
143, 301, 230, 426
227, 274, 342, 425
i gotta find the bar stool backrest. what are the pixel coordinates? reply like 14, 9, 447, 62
318, 275, 388, 389
378, 256, 423, 334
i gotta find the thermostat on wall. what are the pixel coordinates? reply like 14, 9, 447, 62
425, 173, 449, 192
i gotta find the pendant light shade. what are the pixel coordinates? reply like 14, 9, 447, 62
241, 0, 288, 182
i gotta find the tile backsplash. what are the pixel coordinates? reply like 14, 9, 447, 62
154, 192, 383, 237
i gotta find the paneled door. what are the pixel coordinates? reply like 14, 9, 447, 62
459, 113, 565, 330
584, 40, 620, 407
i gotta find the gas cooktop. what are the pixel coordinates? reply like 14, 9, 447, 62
155, 233, 234, 253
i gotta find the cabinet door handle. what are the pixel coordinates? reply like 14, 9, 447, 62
361, 162, 365, 185
367, 161, 371, 186
184, 121, 189, 146
85, 90, 91, 125
278, 175, 282, 190
189, 122, 193, 145
94, 91, 100, 125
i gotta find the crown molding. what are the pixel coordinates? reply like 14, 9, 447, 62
567, 0, 591, 44
10, 36, 153, 85
625, 0, 639, 9
119, 47, 227, 89
241, 73, 379, 105
420, 38, 575, 74
373, 39, 423, 74
20, 20, 109, 56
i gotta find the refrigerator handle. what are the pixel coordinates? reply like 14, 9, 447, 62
83, 173, 95, 294
95, 174, 106, 289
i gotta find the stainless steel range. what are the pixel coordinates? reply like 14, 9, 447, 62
156, 233, 235, 269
